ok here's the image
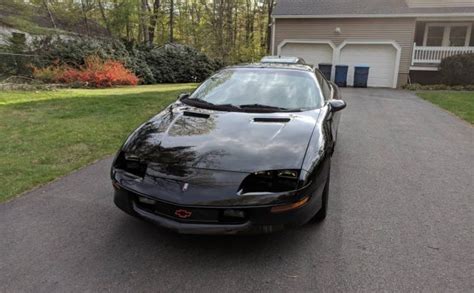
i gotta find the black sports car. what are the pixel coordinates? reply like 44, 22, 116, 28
111, 62, 346, 234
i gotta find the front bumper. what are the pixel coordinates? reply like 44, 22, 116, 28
113, 184, 323, 235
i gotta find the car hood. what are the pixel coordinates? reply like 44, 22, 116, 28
122, 102, 320, 173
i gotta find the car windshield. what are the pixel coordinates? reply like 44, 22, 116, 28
186, 68, 323, 111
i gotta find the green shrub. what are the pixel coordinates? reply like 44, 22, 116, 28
31, 37, 155, 84
32, 56, 139, 87
145, 44, 222, 83
439, 53, 474, 85
429, 84, 451, 90
124, 44, 156, 84
30, 38, 221, 84
403, 83, 424, 91
0, 33, 33, 78
31, 62, 65, 83
403, 83, 474, 91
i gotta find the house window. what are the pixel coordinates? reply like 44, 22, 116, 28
423, 23, 472, 47
426, 26, 444, 46
450, 26, 468, 46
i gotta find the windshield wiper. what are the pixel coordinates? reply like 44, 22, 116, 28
182, 98, 240, 111
183, 97, 216, 106
239, 104, 290, 111
183, 99, 296, 112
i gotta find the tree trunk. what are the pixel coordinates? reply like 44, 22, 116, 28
141, 0, 150, 44
98, 0, 112, 36
245, 0, 252, 46
266, 0, 275, 54
126, 16, 131, 41
42, 0, 57, 31
80, 0, 90, 36
148, 0, 161, 44
169, 0, 174, 43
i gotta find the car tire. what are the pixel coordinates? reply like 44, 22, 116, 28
312, 167, 330, 222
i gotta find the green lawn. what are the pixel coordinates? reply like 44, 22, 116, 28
417, 91, 474, 124
0, 84, 196, 202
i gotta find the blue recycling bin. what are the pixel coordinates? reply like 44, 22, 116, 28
354, 66, 370, 88
318, 63, 332, 80
335, 65, 348, 87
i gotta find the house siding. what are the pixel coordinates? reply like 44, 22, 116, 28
273, 18, 417, 87
406, 0, 474, 8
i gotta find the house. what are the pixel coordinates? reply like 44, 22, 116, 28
271, 0, 474, 88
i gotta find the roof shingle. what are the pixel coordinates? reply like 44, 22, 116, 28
273, 0, 474, 16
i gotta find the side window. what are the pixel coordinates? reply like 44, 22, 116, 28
314, 69, 332, 101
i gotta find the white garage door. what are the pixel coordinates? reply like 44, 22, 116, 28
280, 43, 333, 68
339, 44, 398, 88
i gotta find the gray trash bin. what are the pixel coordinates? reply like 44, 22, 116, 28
318, 63, 332, 80
335, 65, 348, 87
354, 65, 370, 88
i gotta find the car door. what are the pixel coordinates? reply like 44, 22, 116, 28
315, 69, 339, 148
328, 80, 342, 137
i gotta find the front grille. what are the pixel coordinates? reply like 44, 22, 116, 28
133, 195, 247, 224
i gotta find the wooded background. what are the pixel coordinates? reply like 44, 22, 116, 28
1, 0, 276, 64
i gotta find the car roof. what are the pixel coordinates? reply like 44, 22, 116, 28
227, 63, 315, 72
260, 56, 307, 65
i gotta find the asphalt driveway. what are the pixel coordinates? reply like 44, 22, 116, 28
1, 88, 473, 292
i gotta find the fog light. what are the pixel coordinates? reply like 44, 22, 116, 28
270, 196, 309, 213
223, 209, 245, 218
137, 196, 156, 205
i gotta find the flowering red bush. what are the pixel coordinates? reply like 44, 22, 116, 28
31, 60, 66, 84
32, 56, 139, 87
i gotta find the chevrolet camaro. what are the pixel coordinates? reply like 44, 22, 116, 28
111, 62, 346, 234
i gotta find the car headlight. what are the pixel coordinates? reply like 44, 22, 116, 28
238, 169, 300, 194
113, 151, 147, 178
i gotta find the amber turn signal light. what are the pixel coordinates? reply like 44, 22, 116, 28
270, 196, 310, 213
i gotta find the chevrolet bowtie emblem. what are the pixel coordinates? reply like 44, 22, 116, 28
175, 209, 192, 219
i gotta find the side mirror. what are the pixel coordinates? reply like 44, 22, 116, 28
328, 100, 346, 112
178, 92, 190, 100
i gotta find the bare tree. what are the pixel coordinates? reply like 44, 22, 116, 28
148, 0, 161, 44
266, 0, 275, 53
26, 0, 276, 62
98, 0, 112, 35
42, 0, 57, 31
244, 0, 255, 46
140, 0, 150, 44
169, 0, 174, 43
80, 0, 90, 36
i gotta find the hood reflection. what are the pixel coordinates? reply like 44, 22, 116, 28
122, 103, 320, 173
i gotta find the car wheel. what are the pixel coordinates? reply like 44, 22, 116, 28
312, 167, 330, 222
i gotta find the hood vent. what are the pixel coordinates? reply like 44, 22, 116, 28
253, 117, 291, 123
183, 111, 210, 119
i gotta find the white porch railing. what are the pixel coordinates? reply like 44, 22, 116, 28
412, 44, 474, 65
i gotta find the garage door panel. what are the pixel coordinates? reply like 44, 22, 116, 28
340, 44, 397, 88
280, 43, 333, 68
